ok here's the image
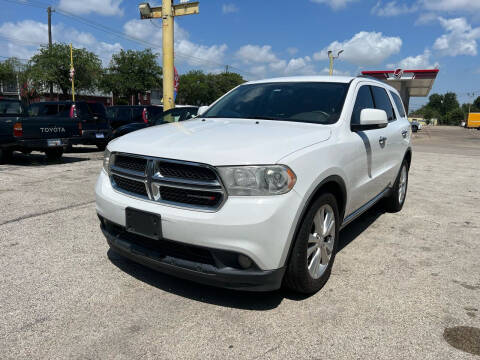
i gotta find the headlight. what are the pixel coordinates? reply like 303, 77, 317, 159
103, 149, 111, 174
218, 165, 296, 196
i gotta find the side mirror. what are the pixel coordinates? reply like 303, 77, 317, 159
352, 108, 388, 131
197, 105, 209, 116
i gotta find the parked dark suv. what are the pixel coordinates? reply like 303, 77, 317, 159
111, 106, 198, 139
107, 105, 163, 129
28, 101, 111, 150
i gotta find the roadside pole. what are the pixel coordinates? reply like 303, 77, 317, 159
47, 6, 54, 98
70, 43, 75, 102
138, 1, 199, 111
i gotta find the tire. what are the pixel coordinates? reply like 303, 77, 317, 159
96, 143, 106, 151
384, 160, 409, 213
284, 193, 340, 294
0, 149, 13, 164
45, 148, 64, 161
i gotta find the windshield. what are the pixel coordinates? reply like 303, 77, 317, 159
202, 82, 349, 124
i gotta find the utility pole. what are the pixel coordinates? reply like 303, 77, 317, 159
70, 43, 75, 101
47, 6, 54, 98
328, 49, 344, 76
139, 1, 199, 111
225, 65, 229, 74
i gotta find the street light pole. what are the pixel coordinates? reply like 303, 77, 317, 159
138, 1, 199, 111
328, 50, 344, 76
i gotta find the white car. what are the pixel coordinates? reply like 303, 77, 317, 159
96, 76, 412, 294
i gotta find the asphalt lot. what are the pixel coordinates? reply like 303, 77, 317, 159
1, 126, 479, 359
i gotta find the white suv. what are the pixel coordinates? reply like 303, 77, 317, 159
96, 76, 411, 294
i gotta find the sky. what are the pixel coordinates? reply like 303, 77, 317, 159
1, 0, 480, 109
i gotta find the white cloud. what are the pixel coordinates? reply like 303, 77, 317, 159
422, 0, 480, 13
319, 67, 351, 76
386, 49, 439, 69
235, 45, 318, 78
371, 1, 418, 16
415, 12, 437, 25
286, 47, 298, 55
284, 56, 316, 75
58, 0, 123, 16
433, 17, 480, 56
235, 45, 280, 64
124, 19, 227, 71
222, 3, 239, 14
0, 20, 122, 64
313, 31, 402, 66
310, 0, 357, 10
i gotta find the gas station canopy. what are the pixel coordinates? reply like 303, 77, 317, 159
361, 69, 439, 113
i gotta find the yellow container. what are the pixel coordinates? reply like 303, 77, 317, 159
467, 113, 480, 128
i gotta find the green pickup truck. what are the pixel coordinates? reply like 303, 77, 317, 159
0, 98, 81, 163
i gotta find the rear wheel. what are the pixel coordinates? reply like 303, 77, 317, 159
284, 193, 339, 294
45, 148, 64, 161
385, 160, 408, 213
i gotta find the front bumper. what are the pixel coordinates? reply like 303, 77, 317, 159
96, 169, 302, 272
100, 217, 285, 291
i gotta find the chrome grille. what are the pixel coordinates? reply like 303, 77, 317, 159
110, 153, 226, 211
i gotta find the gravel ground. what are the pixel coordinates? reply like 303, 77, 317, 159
0, 127, 479, 359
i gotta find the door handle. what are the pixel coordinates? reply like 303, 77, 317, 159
379, 136, 387, 146
402, 130, 408, 138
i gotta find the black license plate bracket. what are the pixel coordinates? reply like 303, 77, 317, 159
125, 208, 162, 240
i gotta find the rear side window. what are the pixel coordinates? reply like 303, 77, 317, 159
390, 91, 406, 118
351, 85, 374, 125
371, 86, 396, 122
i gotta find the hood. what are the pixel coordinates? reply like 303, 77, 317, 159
108, 118, 331, 165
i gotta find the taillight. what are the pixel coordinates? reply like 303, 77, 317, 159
69, 104, 77, 118
142, 108, 148, 123
13, 122, 23, 137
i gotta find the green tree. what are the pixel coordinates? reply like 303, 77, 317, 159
100, 49, 162, 104
445, 108, 464, 126
28, 43, 102, 96
473, 96, 480, 111
177, 70, 244, 105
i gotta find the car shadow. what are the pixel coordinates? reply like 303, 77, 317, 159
106, 203, 386, 310
3, 151, 89, 166
338, 202, 386, 252
65, 146, 103, 154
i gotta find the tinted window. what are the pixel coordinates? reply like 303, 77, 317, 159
203, 82, 349, 125
351, 85, 374, 125
40, 104, 70, 117
371, 86, 395, 121
390, 91, 406, 118
0, 100, 23, 116
87, 103, 107, 117
29, 104, 40, 117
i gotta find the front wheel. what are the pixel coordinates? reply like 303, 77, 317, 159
385, 161, 408, 213
45, 148, 64, 161
284, 193, 339, 294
